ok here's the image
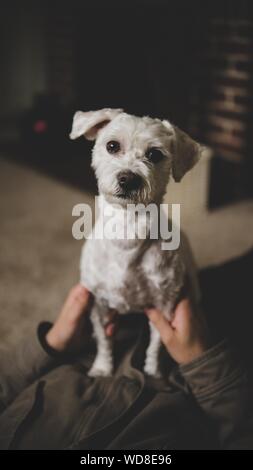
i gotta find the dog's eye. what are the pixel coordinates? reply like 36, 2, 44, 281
146, 148, 164, 164
106, 140, 120, 154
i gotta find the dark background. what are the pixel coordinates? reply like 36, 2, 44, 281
1, 0, 253, 204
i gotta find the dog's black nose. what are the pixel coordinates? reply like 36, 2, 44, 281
118, 171, 142, 191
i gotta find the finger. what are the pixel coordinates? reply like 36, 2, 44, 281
62, 285, 86, 311
67, 284, 88, 304
76, 289, 91, 309
70, 284, 88, 297
145, 308, 174, 344
66, 285, 93, 320
171, 298, 192, 335
105, 322, 116, 337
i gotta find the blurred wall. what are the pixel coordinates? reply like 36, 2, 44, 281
0, 0, 47, 117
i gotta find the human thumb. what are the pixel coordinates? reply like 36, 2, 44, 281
145, 308, 174, 344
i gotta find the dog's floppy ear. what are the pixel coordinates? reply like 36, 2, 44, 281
163, 120, 202, 182
69, 108, 123, 141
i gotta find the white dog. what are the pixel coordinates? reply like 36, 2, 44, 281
70, 108, 202, 377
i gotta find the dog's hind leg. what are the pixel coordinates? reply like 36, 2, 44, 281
88, 304, 113, 377
143, 321, 161, 377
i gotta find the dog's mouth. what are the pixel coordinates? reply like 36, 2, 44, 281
104, 178, 150, 205
104, 190, 140, 206
115, 189, 140, 201
116, 191, 133, 199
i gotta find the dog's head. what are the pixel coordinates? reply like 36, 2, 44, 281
70, 108, 202, 205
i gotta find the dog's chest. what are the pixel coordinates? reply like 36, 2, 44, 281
80, 237, 183, 314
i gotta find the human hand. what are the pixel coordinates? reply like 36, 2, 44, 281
46, 284, 117, 353
145, 298, 211, 365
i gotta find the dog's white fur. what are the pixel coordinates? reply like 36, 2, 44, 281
70, 109, 201, 377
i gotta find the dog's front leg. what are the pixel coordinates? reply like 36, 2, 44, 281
88, 305, 113, 377
144, 321, 161, 377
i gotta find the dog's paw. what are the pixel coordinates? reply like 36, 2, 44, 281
88, 367, 112, 377
143, 361, 161, 378
88, 360, 113, 378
